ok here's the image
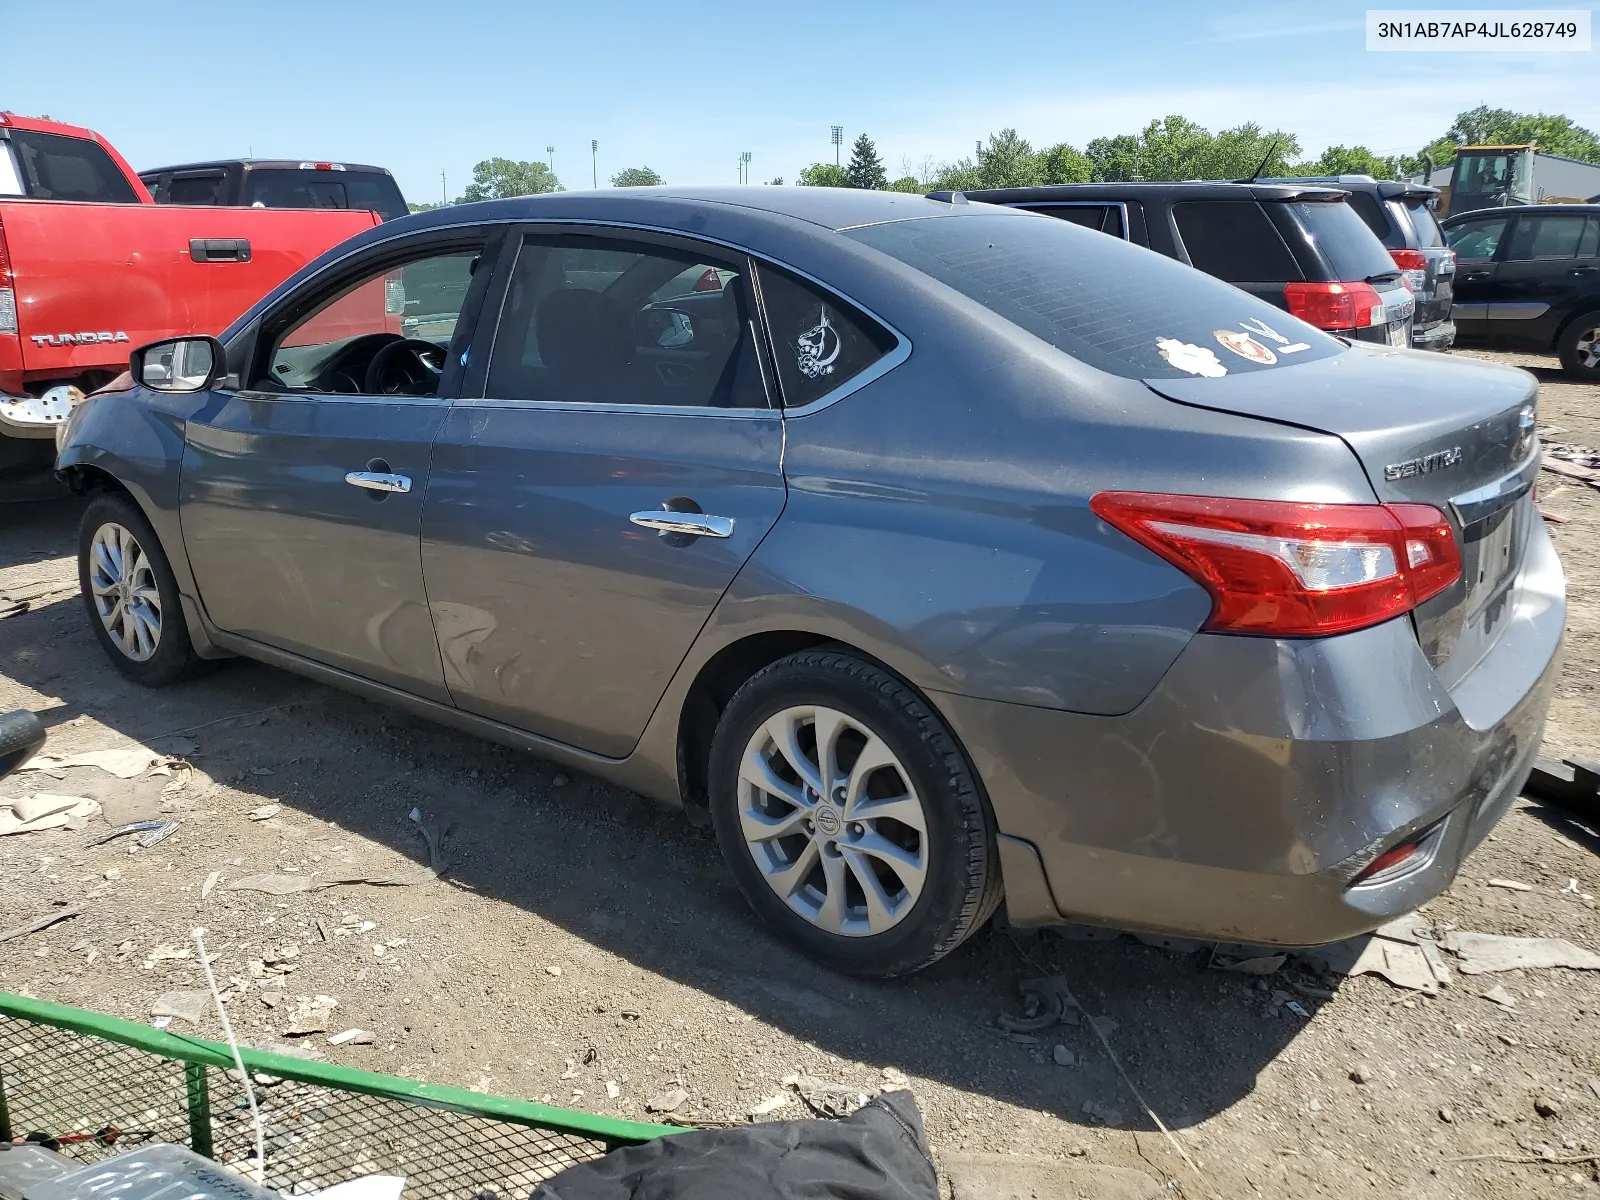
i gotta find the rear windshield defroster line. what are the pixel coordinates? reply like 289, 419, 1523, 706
844, 214, 1344, 381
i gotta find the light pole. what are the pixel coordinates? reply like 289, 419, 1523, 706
440, 170, 446, 206
591, 140, 598, 188
546, 145, 554, 172
739, 151, 752, 184
831, 125, 843, 167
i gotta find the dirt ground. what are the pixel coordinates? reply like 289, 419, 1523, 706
1, 346, 1598, 1199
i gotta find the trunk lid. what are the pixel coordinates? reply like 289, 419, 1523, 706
1146, 344, 1540, 688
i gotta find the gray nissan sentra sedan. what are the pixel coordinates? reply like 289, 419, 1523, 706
56, 187, 1563, 977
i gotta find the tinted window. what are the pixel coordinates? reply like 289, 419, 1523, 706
846, 213, 1343, 381
1346, 191, 1392, 242
1447, 217, 1509, 261
1506, 214, 1590, 261
1401, 198, 1445, 248
264, 249, 480, 392
246, 169, 408, 220
166, 173, 226, 205
1171, 201, 1300, 282
1285, 201, 1398, 280
755, 264, 898, 408
139, 174, 165, 202
6, 130, 138, 203
487, 235, 767, 409
1023, 204, 1124, 238
1580, 217, 1600, 259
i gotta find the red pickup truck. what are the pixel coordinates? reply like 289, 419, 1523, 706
0, 113, 382, 474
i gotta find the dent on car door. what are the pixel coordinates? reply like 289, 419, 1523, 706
420, 229, 788, 758
179, 232, 496, 699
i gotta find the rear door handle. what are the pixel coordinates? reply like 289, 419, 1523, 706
629, 509, 734, 538
345, 471, 411, 494
1571, 266, 1599, 275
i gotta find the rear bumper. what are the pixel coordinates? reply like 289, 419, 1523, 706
939, 520, 1564, 945
1412, 319, 1457, 351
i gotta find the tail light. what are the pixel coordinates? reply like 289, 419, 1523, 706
298, 162, 346, 172
0, 216, 14, 335
1388, 249, 1428, 295
692, 268, 724, 292
1284, 280, 1386, 331
1090, 493, 1461, 637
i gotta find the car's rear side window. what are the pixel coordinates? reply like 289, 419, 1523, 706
1345, 191, 1393, 243
5, 130, 138, 203
1401, 198, 1446, 248
1021, 204, 1125, 239
1171, 201, 1301, 282
845, 212, 1343, 381
1506, 214, 1592, 261
167, 173, 226, 205
246, 169, 408, 221
755, 264, 899, 407
1284, 200, 1398, 280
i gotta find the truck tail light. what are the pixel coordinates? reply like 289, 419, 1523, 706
299, 162, 346, 172
1388, 249, 1427, 271
1089, 493, 1461, 637
1283, 280, 1386, 331
0, 216, 14, 335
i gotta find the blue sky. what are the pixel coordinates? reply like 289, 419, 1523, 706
8, 1, 1597, 202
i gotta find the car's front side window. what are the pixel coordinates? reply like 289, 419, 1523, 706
1446, 217, 1509, 262
259, 246, 482, 395
483, 234, 768, 409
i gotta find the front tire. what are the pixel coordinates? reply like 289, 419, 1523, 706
708, 649, 1001, 976
1557, 313, 1600, 381
78, 492, 200, 686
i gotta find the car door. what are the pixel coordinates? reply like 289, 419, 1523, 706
1444, 214, 1512, 335
420, 227, 788, 758
179, 228, 499, 701
1488, 212, 1600, 348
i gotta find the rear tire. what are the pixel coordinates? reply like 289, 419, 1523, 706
78, 492, 201, 687
1557, 313, 1600, 381
708, 649, 1001, 977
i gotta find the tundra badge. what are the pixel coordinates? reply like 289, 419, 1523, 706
1384, 447, 1463, 480
30, 332, 131, 346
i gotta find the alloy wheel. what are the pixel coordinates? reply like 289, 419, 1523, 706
1577, 325, 1600, 371
88, 522, 162, 662
737, 704, 928, 936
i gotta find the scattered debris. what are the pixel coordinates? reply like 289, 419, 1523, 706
1212, 953, 1287, 976
86, 818, 180, 849
150, 991, 211, 1025
1081, 1100, 1125, 1127
1526, 756, 1600, 822
546, 965, 563, 978
1052, 1045, 1075, 1067
749, 1093, 789, 1118
604, 1080, 621, 1099
247, 805, 281, 822
645, 1086, 689, 1114
408, 806, 451, 875
1, 794, 100, 835
782, 1072, 869, 1118
0, 577, 79, 618
552, 773, 570, 788
227, 866, 439, 895
1444, 931, 1600, 973
559, 1058, 579, 1080
1487, 878, 1535, 891
1300, 932, 1446, 994
20, 746, 177, 780
1350, 1065, 1372, 1084
1535, 1096, 1562, 1119
328, 1029, 374, 1047
0, 904, 82, 944
996, 976, 1068, 1032
1482, 985, 1519, 1009
201, 870, 222, 900
1285, 1000, 1310, 1018
282, 995, 339, 1036
881, 1067, 908, 1086
1439, 1106, 1454, 1124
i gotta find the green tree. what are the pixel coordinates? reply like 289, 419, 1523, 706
611, 166, 663, 187
798, 163, 851, 187
976, 129, 1042, 188
886, 176, 924, 193
1084, 132, 1144, 181
846, 134, 888, 189
456, 158, 562, 203
1084, 117, 1298, 181
1401, 108, 1600, 176
1037, 142, 1093, 184
767, 176, 785, 185
1291, 145, 1403, 179
407, 201, 444, 213
930, 157, 982, 191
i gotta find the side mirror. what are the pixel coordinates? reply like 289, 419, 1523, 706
130, 336, 225, 393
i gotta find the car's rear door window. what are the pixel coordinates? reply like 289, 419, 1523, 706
754, 264, 899, 408
246, 169, 408, 220
485, 234, 769, 409
1282, 200, 1398, 280
1021, 204, 1125, 239
166, 172, 226, 205
4, 129, 138, 203
1171, 201, 1301, 282
846, 212, 1343, 380
1399, 198, 1446, 248
1505, 214, 1590, 261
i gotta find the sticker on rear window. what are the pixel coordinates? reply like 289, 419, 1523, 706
1238, 317, 1311, 355
1156, 337, 1227, 378
796, 306, 842, 380
1214, 329, 1277, 365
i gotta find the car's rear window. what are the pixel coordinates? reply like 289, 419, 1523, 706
844, 212, 1344, 381
1345, 191, 1393, 243
1399, 198, 1446, 248
1172, 201, 1302, 282
246, 169, 408, 220
3, 130, 139, 203
1285, 200, 1399, 280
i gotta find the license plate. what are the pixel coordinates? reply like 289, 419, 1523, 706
1386, 321, 1409, 347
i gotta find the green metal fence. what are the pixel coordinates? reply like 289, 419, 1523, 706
0, 992, 676, 1198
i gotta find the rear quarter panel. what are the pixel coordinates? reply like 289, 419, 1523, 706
3, 201, 379, 380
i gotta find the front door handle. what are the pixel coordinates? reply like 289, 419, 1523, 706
345, 471, 412, 494
629, 509, 734, 538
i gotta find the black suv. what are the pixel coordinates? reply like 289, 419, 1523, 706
963, 182, 1416, 348
138, 159, 408, 221
1442, 204, 1600, 380
1261, 175, 1454, 350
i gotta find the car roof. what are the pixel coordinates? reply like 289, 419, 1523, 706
384, 186, 1025, 234
961, 181, 1352, 204
138, 159, 394, 176
1442, 203, 1600, 224
1258, 175, 1439, 201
